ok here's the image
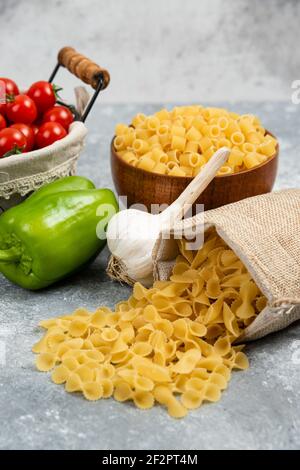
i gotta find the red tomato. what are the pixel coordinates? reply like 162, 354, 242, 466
0, 128, 27, 157
0, 77, 19, 96
36, 122, 67, 149
32, 123, 40, 136
27, 81, 57, 114
43, 105, 74, 131
6, 94, 37, 124
0, 78, 19, 117
10, 123, 35, 152
0, 104, 6, 117
0, 114, 6, 131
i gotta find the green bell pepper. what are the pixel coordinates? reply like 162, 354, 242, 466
0, 176, 118, 290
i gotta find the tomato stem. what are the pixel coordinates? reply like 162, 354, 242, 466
6, 93, 15, 103
52, 83, 63, 101
3, 145, 24, 158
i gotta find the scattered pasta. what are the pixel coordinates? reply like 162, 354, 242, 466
114, 106, 278, 177
33, 230, 267, 418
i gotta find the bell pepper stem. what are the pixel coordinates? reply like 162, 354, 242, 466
0, 246, 22, 263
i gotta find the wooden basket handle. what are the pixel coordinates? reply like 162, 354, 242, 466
57, 47, 110, 90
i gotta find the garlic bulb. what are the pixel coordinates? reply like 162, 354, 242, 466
107, 147, 230, 286
107, 209, 161, 285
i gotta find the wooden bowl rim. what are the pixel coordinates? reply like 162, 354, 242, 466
111, 130, 279, 180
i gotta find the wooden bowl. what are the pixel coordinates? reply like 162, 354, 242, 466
110, 135, 279, 211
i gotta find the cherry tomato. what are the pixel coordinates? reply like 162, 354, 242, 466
27, 81, 57, 114
0, 103, 6, 117
31, 123, 40, 149
10, 123, 35, 152
0, 96, 6, 117
43, 105, 74, 131
0, 77, 19, 96
32, 123, 40, 136
0, 114, 6, 131
36, 122, 67, 149
0, 78, 19, 117
6, 94, 38, 124
0, 128, 27, 157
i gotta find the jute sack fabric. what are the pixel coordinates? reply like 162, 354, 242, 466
0, 87, 89, 212
153, 189, 300, 341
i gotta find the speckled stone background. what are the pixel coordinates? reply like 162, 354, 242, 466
0, 102, 299, 450
0, 0, 300, 102
1, 0, 300, 451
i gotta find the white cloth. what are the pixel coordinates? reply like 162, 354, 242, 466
0, 121, 87, 211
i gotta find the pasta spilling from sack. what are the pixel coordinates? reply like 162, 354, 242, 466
33, 230, 267, 418
114, 105, 278, 176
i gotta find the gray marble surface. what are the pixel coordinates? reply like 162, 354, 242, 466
0, 0, 300, 103
0, 102, 300, 450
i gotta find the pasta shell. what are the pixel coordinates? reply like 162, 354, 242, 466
181, 390, 204, 409
65, 373, 82, 392
114, 382, 133, 402
51, 364, 69, 384
99, 379, 114, 398
69, 318, 89, 337
82, 382, 103, 401
172, 349, 202, 374
36, 353, 56, 372
34, 226, 266, 419
133, 391, 154, 409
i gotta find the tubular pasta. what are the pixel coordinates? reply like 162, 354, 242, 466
132, 139, 149, 155
114, 106, 277, 175
258, 140, 276, 157
171, 125, 186, 137
186, 126, 202, 142
185, 141, 199, 153
217, 116, 229, 131
137, 156, 156, 172
208, 125, 221, 139
202, 146, 215, 161
217, 165, 233, 176
230, 131, 245, 146
155, 108, 170, 121
146, 116, 160, 131
168, 166, 187, 177
171, 135, 186, 152
152, 163, 167, 175
115, 123, 129, 136
217, 138, 232, 149
228, 148, 244, 168
121, 152, 138, 166
239, 118, 255, 135
180, 166, 193, 177
132, 113, 147, 127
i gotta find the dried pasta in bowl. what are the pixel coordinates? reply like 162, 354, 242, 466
33, 230, 267, 418
113, 105, 278, 177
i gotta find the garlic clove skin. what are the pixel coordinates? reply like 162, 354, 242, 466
125, 251, 155, 286
106, 209, 161, 283
107, 209, 161, 255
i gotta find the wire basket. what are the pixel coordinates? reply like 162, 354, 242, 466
0, 46, 110, 213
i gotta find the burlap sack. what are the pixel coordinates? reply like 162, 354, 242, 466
0, 87, 89, 212
153, 189, 300, 341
